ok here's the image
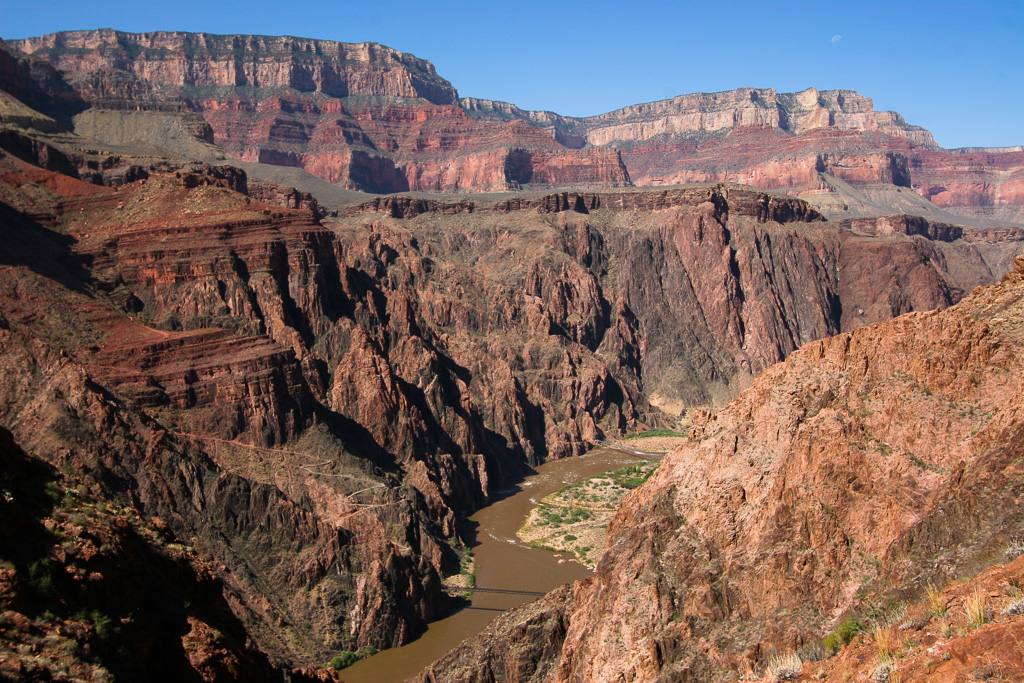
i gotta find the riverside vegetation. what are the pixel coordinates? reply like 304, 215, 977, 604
517, 460, 662, 566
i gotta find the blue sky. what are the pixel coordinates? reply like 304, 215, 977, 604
2, 0, 1021, 148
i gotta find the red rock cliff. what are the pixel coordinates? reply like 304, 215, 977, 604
5, 31, 630, 194
7, 32, 1021, 219
465, 88, 1024, 224
9, 30, 459, 104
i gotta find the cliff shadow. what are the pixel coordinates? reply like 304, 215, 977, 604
0, 201, 96, 297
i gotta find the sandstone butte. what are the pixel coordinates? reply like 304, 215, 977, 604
0, 27, 1023, 683
2, 29, 1023, 226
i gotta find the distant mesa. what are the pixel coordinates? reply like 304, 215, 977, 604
2, 28, 1023, 224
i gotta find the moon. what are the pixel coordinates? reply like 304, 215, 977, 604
832, 34, 842, 43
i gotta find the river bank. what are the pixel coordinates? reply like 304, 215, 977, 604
516, 459, 661, 566
605, 433, 688, 454
338, 447, 651, 682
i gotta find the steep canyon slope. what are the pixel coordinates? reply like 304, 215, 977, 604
1, 27, 1023, 681
419, 257, 1024, 682
2, 134, 1020, 676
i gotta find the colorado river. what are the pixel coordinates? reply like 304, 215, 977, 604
341, 447, 652, 682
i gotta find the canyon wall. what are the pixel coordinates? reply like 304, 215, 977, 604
2, 31, 1024, 677
6, 30, 1022, 223
464, 89, 1024, 225
421, 256, 1024, 682
8, 30, 460, 104
3, 33, 630, 194
3, 134, 1018, 673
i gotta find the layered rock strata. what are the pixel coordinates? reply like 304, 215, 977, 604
3, 32, 630, 194
6, 31, 1023, 222
464, 88, 1024, 225
9, 30, 460, 104
1, 130, 1021, 672
0, 154, 453, 668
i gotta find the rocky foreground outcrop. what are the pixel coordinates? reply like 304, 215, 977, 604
419, 257, 1024, 682
0, 427, 318, 682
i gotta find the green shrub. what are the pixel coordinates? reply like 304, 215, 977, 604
329, 651, 359, 670
823, 617, 864, 654
623, 429, 686, 440
327, 643, 379, 670
608, 462, 660, 489
90, 610, 114, 641
27, 558, 58, 600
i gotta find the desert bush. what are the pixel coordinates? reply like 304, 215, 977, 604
27, 558, 58, 601
766, 652, 803, 681
1003, 597, 1024, 617
623, 428, 685, 440
925, 583, 947, 617
964, 589, 988, 630
824, 617, 864, 654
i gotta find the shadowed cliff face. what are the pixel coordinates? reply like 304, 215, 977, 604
0, 139, 1021, 672
0, 426, 340, 683
420, 258, 1024, 682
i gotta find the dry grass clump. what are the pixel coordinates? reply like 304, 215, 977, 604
964, 589, 988, 630
881, 603, 907, 629
765, 652, 803, 681
1002, 597, 1024, 617
872, 624, 901, 663
797, 640, 827, 663
1004, 538, 1024, 560
925, 583, 947, 617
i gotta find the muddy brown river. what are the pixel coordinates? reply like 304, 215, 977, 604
341, 447, 651, 682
